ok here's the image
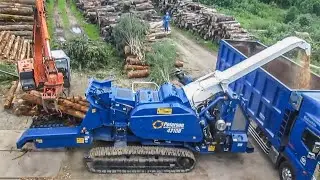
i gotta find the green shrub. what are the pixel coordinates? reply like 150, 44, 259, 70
296, 13, 312, 27
112, 14, 148, 57
61, 37, 119, 70
285, 6, 299, 23
146, 40, 177, 85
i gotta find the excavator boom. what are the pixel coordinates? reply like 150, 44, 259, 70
18, 0, 64, 101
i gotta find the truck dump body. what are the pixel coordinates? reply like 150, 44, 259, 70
216, 40, 320, 149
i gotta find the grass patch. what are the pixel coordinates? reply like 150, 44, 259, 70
172, 26, 219, 53
57, 0, 70, 30
46, 0, 55, 38
69, 0, 100, 40
0, 63, 18, 86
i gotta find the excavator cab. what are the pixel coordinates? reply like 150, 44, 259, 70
51, 50, 71, 88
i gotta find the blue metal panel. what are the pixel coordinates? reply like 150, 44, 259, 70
130, 103, 203, 142
216, 40, 300, 149
16, 127, 92, 149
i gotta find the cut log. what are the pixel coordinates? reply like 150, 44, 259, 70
147, 31, 169, 40
0, 14, 34, 22
9, 31, 32, 37
174, 60, 184, 68
58, 99, 89, 113
127, 69, 150, 78
16, 37, 24, 60
0, 7, 33, 16
3, 34, 15, 58
20, 40, 27, 59
0, 0, 35, 5
0, 25, 33, 31
124, 45, 131, 55
59, 105, 86, 119
135, 3, 154, 11
77, 100, 90, 107
26, 40, 30, 58
0, 31, 10, 54
0, 31, 6, 43
21, 92, 86, 119
124, 64, 149, 70
10, 36, 20, 60
0, 21, 33, 25
126, 56, 147, 65
4, 81, 18, 109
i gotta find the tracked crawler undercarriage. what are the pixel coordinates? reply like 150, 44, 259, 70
84, 146, 196, 173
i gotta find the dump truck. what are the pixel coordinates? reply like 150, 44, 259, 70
216, 40, 320, 180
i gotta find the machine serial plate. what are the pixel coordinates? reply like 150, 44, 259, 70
208, 145, 215, 151
77, 138, 85, 143
157, 108, 172, 114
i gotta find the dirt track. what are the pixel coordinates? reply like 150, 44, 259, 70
172, 30, 217, 78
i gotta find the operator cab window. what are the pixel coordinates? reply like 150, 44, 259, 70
302, 129, 320, 152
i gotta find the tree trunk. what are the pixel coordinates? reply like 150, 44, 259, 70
20, 40, 27, 59
0, 2, 34, 8
0, 32, 10, 54
0, 25, 33, 31
9, 36, 20, 60
16, 37, 24, 60
3, 34, 15, 58
21, 92, 87, 119
124, 64, 149, 70
58, 99, 89, 112
135, 3, 154, 11
4, 81, 18, 109
9, 30, 32, 37
0, 31, 6, 44
0, 21, 33, 25
126, 56, 147, 65
0, 7, 33, 16
127, 69, 150, 78
58, 105, 86, 119
26, 40, 30, 58
174, 60, 183, 67
0, 14, 34, 22
1, 0, 35, 5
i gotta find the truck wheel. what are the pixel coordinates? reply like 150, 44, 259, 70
279, 161, 296, 180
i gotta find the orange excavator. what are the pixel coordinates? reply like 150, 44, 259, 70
17, 0, 71, 108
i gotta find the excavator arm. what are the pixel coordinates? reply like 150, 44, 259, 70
183, 36, 311, 108
18, 0, 64, 103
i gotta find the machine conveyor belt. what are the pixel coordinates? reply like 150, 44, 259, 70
84, 146, 196, 173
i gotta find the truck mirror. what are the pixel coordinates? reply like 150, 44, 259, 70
312, 142, 320, 154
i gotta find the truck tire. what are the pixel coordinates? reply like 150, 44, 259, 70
279, 161, 296, 180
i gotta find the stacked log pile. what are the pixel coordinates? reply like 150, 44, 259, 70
157, 0, 252, 42
0, 0, 34, 40
4, 82, 89, 119
123, 21, 173, 78
0, 31, 32, 62
75, 0, 159, 41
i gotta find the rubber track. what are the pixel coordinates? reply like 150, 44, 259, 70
84, 146, 196, 173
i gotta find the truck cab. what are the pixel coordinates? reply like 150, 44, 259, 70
51, 50, 71, 88
286, 92, 320, 180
